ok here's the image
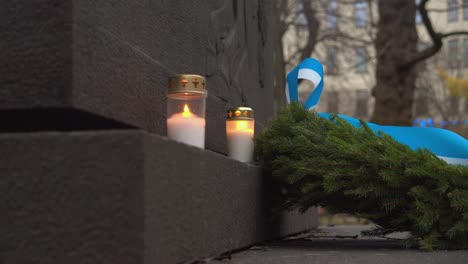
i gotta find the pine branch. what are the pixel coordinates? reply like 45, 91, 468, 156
254, 103, 468, 250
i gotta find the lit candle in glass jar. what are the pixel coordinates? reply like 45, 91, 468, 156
167, 74, 207, 148
226, 107, 254, 162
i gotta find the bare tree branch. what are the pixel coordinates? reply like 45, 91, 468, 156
440, 31, 468, 38
400, 0, 468, 70
299, 0, 320, 61
317, 31, 373, 45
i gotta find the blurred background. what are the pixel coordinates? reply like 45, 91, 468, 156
274, 0, 468, 138
274, 0, 468, 225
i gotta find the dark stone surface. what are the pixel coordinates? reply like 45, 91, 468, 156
0, 0, 72, 108
216, 226, 468, 264
0, 130, 317, 264
0, 131, 144, 264
1, 0, 276, 154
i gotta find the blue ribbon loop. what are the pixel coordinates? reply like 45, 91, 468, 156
286, 58, 324, 110
286, 58, 468, 166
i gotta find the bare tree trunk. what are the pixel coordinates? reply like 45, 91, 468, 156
273, 0, 287, 112
371, 0, 418, 126
273, 27, 287, 113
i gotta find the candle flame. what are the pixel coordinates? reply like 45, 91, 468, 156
233, 120, 254, 134
236, 120, 248, 130
227, 120, 254, 135
182, 104, 192, 118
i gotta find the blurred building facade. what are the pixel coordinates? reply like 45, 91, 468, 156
282, 0, 468, 124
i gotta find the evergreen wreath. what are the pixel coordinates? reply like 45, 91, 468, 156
254, 103, 468, 250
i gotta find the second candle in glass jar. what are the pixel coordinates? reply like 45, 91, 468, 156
226, 107, 254, 162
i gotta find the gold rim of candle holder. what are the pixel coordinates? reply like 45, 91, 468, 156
227, 107, 254, 121
168, 74, 206, 96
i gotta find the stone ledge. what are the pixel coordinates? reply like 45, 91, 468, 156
0, 130, 317, 264
0, 0, 275, 154
216, 225, 468, 264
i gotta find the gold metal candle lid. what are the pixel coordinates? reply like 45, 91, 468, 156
227, 107, 254, 120
168, 74, 206, 95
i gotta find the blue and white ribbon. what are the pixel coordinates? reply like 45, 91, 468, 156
286, 58, 468, 166
286, 58, 324, 110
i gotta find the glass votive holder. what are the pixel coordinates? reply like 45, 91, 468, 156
167, 74, 207, 148
226, 107, 254, 162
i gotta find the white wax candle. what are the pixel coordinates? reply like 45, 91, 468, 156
226, 120, 254, 162
167, 105, 205, 148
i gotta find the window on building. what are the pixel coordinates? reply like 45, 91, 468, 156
326, 0, 338, 29
354, 0, 367, 27
464, 0, 468, 20
296, 2, 308, 27
448, 0, 459, 22
416, 0, 422, 24
326, 46, 338, 74
355, 90, 369, 118
464, 38, 468, 68
448, 39, 459, 69
327, 91, 339, 113
355, 47, 368, 73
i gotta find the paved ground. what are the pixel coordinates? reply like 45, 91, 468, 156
214, 225, 468, 264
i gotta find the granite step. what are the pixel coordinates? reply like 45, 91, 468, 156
214, 225, 468, 264
0, 130, 316, 264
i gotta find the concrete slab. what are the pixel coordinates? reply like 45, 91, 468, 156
0, 130, 317, 264
216, 225, 468, 264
